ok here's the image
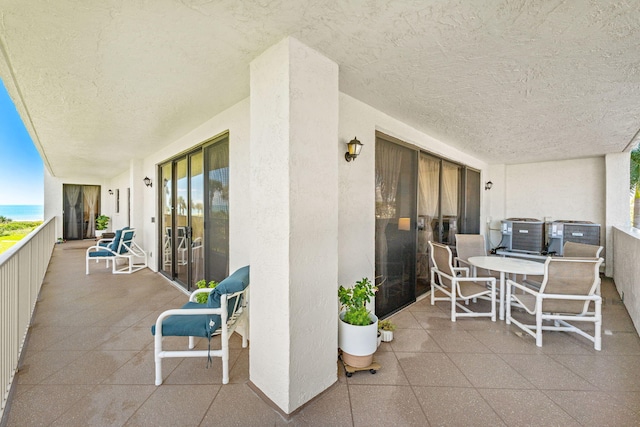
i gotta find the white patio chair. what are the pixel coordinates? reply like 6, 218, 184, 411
506, 257, 604, 350
455, 234, 500, 279
86, 228, 147, 274
152, 265, 250, 385
429, 241, 497, 322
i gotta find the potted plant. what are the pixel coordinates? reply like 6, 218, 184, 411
95, 214, 110, 238
338, 277, 378, 368
194, 279, 218, 303
378, 319, 396, 342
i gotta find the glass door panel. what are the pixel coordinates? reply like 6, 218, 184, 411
175, 158, 189, 286
159, 135, 229, 290
190, 151, 205, 285
160, 163, 173, 276
375, 138, 417, 318
204, 137, 229, 282
63, 184, 84, 240
440, 161, 461, 246
417, 153, 441, 296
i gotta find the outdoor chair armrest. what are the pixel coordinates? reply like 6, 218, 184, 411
455, 276, 496, 284
507, 278, 538, 296
454, 257, 471, 269
155, 306, 224, 327
86, 245, 118, 255
452, 266, 469, 277
537, 293, 602, 302
188, 288, 216, 303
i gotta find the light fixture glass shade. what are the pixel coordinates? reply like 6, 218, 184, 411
347, 137, 363, 155
345, 137, 363, 162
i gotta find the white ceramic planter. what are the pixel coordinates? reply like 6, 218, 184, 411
338, 312, 378, 368
380, 329, 394, 342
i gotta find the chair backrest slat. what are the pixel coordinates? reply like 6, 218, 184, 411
429, 241, 455, 287
118, 229, 136, 255
539, 257, 603, 314
455, 234, 487, 262
563, 241, 603, 258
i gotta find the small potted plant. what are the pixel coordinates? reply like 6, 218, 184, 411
194, 279, 218, 303
95, 214, 110, 238
338, 277, 378, 368
378, 319, 396, 342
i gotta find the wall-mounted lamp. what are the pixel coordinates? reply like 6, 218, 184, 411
485, 181, 493, 190
345, 137, 363, 162
144, 177, 153, 187
108, 189, 114, 195
398, 217, 411, 231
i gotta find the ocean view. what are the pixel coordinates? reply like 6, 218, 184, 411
0, 205, 43, 221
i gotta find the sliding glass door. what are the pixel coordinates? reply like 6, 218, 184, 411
62, 184, 100, 240
375, 133, 481, 317
159, 134, 228, 291
375, 137, 417, 318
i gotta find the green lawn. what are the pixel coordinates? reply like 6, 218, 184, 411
0, 221, 42, 254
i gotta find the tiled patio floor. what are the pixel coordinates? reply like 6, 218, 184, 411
3, 240, 640, 426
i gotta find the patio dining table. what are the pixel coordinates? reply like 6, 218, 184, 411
467, 255, 546, 320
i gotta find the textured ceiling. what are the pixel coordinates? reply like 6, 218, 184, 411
1, 0, 639, 178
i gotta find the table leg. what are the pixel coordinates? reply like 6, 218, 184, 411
499, 271, 506, 320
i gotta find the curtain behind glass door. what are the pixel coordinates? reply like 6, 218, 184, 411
375, 138, 417, 318
204, 138, 229, 282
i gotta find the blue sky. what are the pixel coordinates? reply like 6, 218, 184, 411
0, 80, 43, 205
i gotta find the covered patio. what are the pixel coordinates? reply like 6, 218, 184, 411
3, 239, 640, 426
2, 1, 640, 420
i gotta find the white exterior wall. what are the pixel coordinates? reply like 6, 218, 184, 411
505, 158, 605, 226
141, 98, 251, 272
109, 170, 132, 233
337, 93, 489, 285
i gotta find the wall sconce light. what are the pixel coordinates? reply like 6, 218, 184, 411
485, 181, 493, 190
108, 189, 114, 195
144, 177, 153, 187
345, 137, 363, 162
398, 217, 411, 231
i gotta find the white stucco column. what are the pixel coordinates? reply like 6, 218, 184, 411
249, 37, 339, 414
605, 152, 630, 277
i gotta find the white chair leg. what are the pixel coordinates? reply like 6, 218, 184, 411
154, 335, 163, 386
188, 336, 195, 349
535, 311, 543, 347
451, 295, 456, 322
491, 285, 496, 322
595, 298, 602, 351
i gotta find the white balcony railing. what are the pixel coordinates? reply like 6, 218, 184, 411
0, 217, 56, 420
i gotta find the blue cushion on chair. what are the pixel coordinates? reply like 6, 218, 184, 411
88, 250, 115, 258
151, 302, 210, 337
151, 266, 250, 337
206, 266, 250, 332
107, 229, 124, 252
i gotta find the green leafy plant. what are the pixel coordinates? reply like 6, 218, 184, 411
195, 279, 218, 304
378, 319, 396, 331
338, 277, 377, 326
95, 214, 110, 230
